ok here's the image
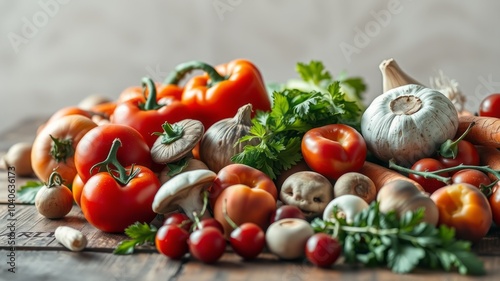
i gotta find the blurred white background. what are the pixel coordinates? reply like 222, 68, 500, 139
1, 0, 500, 134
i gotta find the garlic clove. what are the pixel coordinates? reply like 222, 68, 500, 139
379, 58, 422, 93
55, 226, 88, 252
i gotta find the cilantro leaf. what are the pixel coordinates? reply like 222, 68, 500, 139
113, 222, 157, 255
17, 181, 44, 204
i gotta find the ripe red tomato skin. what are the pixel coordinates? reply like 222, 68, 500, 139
479, 93, 500, 118
451, 169, 491, 189
163, 213, 193, 232
229, 223, 265, 260
430, 183, 492, 242
409, 158, 449, 194
80, 165, 160, 233
301, 124, 367, 180
188, 226, 226, 263
75, 124, 153, 183
155, 224, 189, 260
436, 140, 480, 169
305, 233, 342, 268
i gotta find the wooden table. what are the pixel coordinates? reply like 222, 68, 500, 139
1, 117, 500, 281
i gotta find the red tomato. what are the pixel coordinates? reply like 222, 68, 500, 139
451, 169, 492, 189
188, 227, 226, 263
479, 93, 500, 118
229, 223, 265, 260
430, 183, 492, 242
301, 124, 367, 180
80, 164, 160, 233
305, 233, 342, 268
409, 158, 449, 194
74, 124, 153, 183
436, 140, 480, 169
155, 224, 189, 260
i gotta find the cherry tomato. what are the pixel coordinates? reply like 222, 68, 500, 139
229, 223, 265, 260
75, 124, 153, 183
430, 183, 492, 242
188, 226, 226, 263
305, 233, 342, 268
409, 158, 449, 194
81, 164, 160, 233
451, 169, 492, 189
193, 218, 225, 234
436, 140, 480, 169
155, 224, 189, 260
301, 124, 367, 180
163, 212, 193, 232
479, 93, 500, 118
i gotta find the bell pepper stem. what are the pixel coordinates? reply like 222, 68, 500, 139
153, 121, 184, 144
89, 138, 140, 185
140, 77, 164, 111
164, 60, 226, 86
46, 171, 64, 188
438, 122, 475, 158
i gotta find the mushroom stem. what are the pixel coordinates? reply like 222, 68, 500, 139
180, 187, 212, 221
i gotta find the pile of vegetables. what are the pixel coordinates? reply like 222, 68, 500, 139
6, 57, 500, 276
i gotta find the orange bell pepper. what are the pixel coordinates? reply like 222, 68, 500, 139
164, 59, 272, 128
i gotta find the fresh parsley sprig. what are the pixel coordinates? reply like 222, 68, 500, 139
311, 202, 486, 275
113, 222, 157, 255
232, 82, 361, 180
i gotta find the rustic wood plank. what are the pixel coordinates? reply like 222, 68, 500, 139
176, 251, 500, 281
0, 250, 182, 281
0, 204, 141, 252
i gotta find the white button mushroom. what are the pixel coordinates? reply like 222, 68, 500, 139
152, 169, 216, 221
265, 218, 314, 260
279, 171, 334, 219
322, 194, 369, 224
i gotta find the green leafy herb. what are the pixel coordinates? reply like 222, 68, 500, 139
311, 202, 485, 275
285, 60, 367, 111
232, 82, 360, 179
113, 222, 157, 255
17, 181, 44, 204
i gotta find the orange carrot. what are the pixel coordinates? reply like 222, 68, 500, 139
456, 115, 500, 147
476, 145, 500, 182
358, 161, 425, 192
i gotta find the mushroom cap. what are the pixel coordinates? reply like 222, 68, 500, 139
151, 119, 204, 164
279, 171, 334, 219
152, 169, 216, 215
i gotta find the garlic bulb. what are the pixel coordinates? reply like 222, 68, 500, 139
429, 70, 466, 114
361, 84, 459, 167
380, 58, 422, 93
199, 104, 257, 173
